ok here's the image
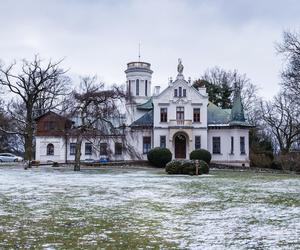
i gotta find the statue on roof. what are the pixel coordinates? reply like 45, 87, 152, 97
177, 58, 184, 74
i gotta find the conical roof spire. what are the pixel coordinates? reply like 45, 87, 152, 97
230, 85, 246, 125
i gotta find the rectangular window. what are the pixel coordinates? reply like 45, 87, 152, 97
176, 107, 184, 121
160, 108, 168, 122
115, 142, 122, 155
195, 136, 201, 149
183, 89, 186, 97
85, 142, 92, 155
179, 87, 182, 97
100, 143, 108, 155
240, 137, 245, 154
212, 137, 221, 154
128, 80, 131, 95
44, 121, 55, 130
174, 89, 178, 97
143, 136, 151, 154
70, 143, 76, 155
160, 136, 166, 148
193, 108, 201, 122
145, 80, 148, 96
136, 79, 139, 96
230, 136, 234, 154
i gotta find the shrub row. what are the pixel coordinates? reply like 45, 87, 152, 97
147, 148, 212, 168
165, 160, 209, 175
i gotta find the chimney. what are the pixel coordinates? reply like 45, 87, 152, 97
169, 77, 173, 85
154, 86, 161, 96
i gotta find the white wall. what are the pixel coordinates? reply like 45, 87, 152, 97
152, 79, 208, 129
35, 136, 66, 163
208, 128, 250, 166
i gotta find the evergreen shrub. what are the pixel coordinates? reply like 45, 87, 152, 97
190, 149, 212, 164
166, 159, 210, 175
147, 147, 172, 168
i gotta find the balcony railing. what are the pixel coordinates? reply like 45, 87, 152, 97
169, 119, 192, 126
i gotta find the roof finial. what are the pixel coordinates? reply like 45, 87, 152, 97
138, 42, 141, 62
177, 58, 184, 74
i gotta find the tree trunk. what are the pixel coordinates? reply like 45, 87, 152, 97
74, 134, 83, 171
24, 111, 34, 161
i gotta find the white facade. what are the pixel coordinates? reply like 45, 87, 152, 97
35, 60, 251, 166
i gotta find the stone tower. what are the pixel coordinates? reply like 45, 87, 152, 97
125, 61, 153, 104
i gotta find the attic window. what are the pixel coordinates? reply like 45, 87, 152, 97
45, 121, 55, 130
183, 89, 186, 97
174, 89, 178, 97
179, 87, 182, 97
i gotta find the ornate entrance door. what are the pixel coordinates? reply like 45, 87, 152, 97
175, 134, 186, 159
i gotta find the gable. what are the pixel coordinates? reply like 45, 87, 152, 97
153, 78, 208, 102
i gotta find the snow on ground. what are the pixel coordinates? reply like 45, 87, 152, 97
0, 166, 299, 249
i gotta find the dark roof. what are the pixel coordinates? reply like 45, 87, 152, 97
130, 110, 153, 127
136, 98, 153, 110
229, 89, 251, 127
207, 102, 231, 125
34, 111, 72, 123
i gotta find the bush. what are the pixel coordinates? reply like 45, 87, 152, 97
190, 149, 212, 164
147, 147, 172, 168
198, 160, 209, 174
250, 151, 273, 168
166, 160, 209, 175
280, 153, 300, 173
165, 160, 182, 174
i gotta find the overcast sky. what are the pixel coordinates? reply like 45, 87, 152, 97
1, 0, 300, 99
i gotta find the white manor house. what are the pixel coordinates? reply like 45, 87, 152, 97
35, 59, 252, 166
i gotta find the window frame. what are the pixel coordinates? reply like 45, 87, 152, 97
136, 79, 139, 96
46, 143, 54, 156
160, 135, 166, 148
160, 107, 168, 122
179, 87, 182, 97
212, 137, 221, 154
193, 108, 201, 123
143, 136, 151, 154
85, 142, 92, 155
195, 136, 201, 149
100, 142, 108, 155
70, 143, 76, 155
114, 142, 122, 155
240, 136, 246, 155
176, 106, 184, 121
230, 136, 234, 154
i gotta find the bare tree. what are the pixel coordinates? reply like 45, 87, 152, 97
67, 76, 132, 171
260, 92, 300, 153
0, 55, 70, 160
277, 30, 300, 105
193, 67, 260, 123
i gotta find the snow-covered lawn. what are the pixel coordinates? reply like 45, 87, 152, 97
0, 166, 299, 249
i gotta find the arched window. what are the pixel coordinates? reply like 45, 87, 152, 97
47, 143, 54, 155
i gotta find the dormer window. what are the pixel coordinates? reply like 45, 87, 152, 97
174, 87, 186, 97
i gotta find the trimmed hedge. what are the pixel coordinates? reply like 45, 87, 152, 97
147, 147, 172, 168
166, 160, 209, 175
190, 149, 212, 164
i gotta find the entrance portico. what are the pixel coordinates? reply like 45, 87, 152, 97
173, 132, 189, 159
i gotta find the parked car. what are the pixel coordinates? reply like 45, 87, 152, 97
0, 153, 23, 162
99, 156, 109, 163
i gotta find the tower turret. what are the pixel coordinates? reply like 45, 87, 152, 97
125, 61, 153, 104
